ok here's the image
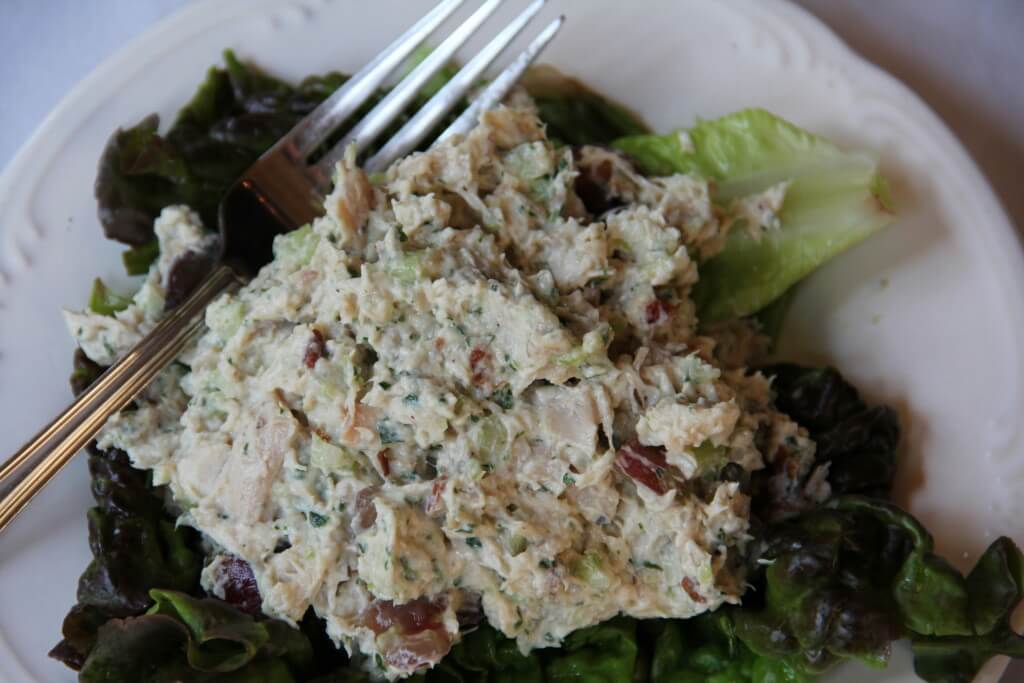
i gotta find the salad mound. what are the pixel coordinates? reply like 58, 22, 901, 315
52, 52, 1024, 683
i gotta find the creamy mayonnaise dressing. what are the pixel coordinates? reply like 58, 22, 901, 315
66, 100, 826, 679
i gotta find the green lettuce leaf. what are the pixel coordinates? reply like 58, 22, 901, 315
614, 109, 894, 321
424, 624, 543, 683
522, 65, 649, 146
424, 620, 638, 683
730, 498, 911, 674
81, 452, 199, 611
832, 497, 972, 637
405, 44, 460, 106
730, 495, 1024, 682
762, 364, 900, 502
49, 445, 202, 670
95, 113, 194, 246
147, 590, 312, 673
752, 286, 796, 345
95, 48, 465, 248
78, 590, 312, 683
121, 240, 160, 276
88, 278, 133, 316
910, 537, 1024, 683
95, 51, 351, 246
610, 130, 692, 177
545, 618, 639, 682
650, 616, 814, 683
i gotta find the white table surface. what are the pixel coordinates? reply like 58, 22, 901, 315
2, 0, 1023, 680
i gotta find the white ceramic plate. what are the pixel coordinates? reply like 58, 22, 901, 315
1, 0, 1022, 681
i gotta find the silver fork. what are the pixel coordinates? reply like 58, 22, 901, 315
0, 0, 564, 533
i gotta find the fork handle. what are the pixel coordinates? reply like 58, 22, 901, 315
0, 265, 239, 533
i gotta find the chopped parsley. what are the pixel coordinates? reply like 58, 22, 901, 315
491, 384, 514, 410
399, 556, 418, 581
378, 421, 401, 445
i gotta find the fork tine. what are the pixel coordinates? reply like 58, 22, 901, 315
435, 15, 564, 146
280, 0, 468, 156
363, 0, 548, 173
313, 0, 505, 176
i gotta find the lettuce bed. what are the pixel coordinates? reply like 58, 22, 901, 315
53, 52, 1024, 683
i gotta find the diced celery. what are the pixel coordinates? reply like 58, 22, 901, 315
691, 441, 729, 470
555, 325, 612, 367
678, 354, 719, 385
527, 177, 552, 203
571, 552, 611, 590
505, 142, 553, 180
509, 535, 528, 557
134, 280, 164, 320
310, 434, 364, 475
584, 325, 612, 353
272, 224, 319, 268
387, 251, 424, 285
316, 360, 350, 399
206, 299, 246, 342
204, 369, 231, 395
463, 456, 486, 481
89, 278, 133, 316
555, 347, 589, 367
473, 415, 507, 468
